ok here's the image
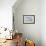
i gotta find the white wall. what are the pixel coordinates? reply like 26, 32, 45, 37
0, 0, 46, 46
13, 0, 46, 46
0, 0, 16, 29
41, 0, 46, 46
13, 0, 41, 46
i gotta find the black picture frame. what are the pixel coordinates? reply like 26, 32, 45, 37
23, 15, 35, 24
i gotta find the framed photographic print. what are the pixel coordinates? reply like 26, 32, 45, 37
23, 15, 35, 24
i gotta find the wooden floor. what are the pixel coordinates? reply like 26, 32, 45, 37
0, 39, 16, 46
